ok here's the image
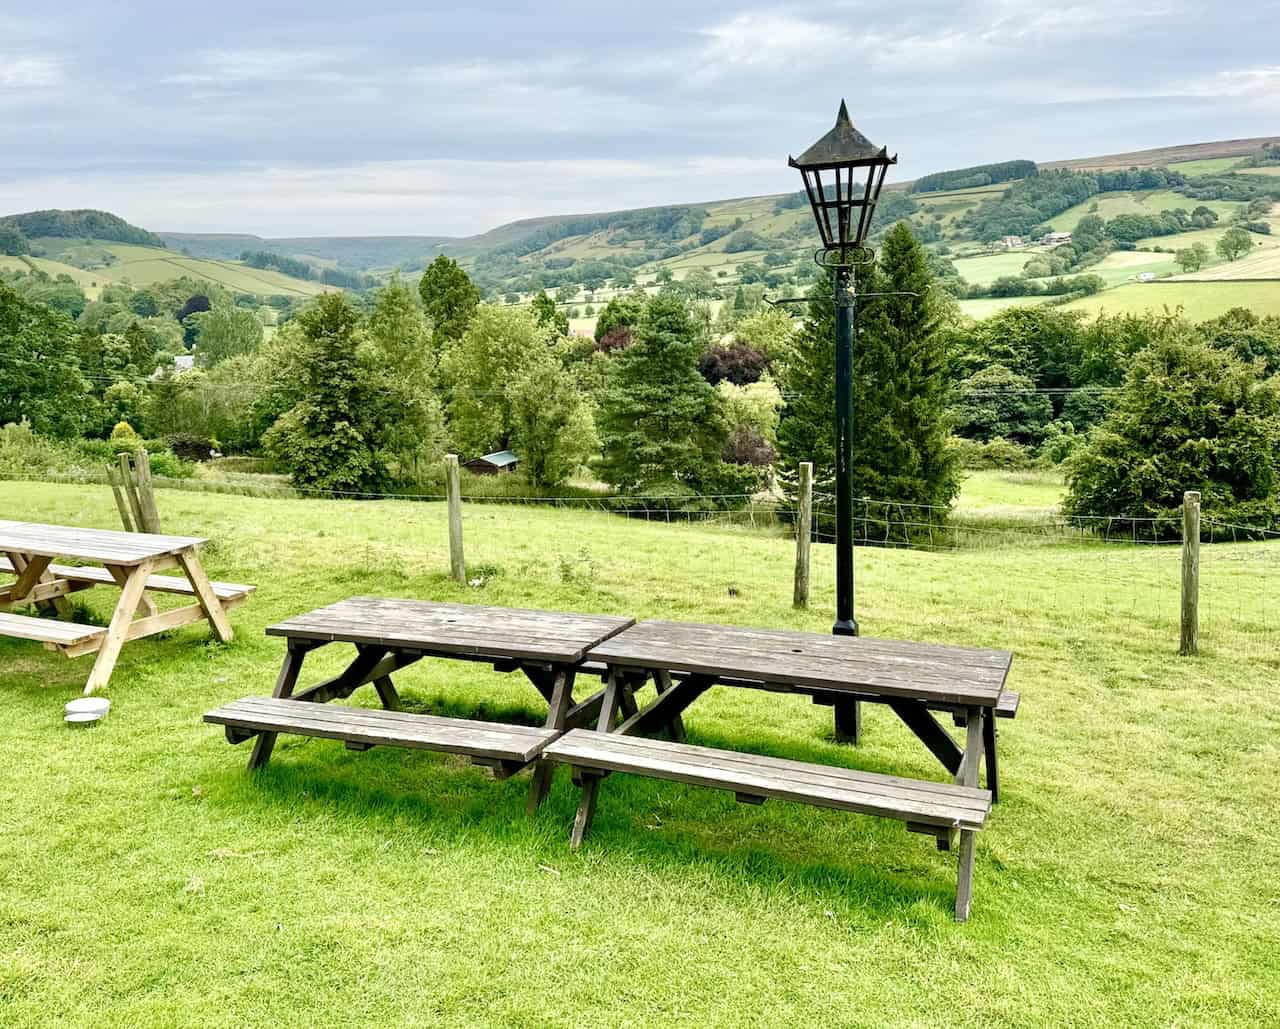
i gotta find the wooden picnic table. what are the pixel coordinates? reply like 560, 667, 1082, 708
205, 597, 634, 811
0, 519, 252, 694
545, 619, 1016, 920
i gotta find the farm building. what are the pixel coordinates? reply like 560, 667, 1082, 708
1041, 231, 1073, 246
464, 450, 519, 475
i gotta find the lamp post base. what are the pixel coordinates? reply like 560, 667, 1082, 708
832, 618, 859, 637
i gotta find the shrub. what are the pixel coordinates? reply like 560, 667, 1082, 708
948, 436, 1034, 470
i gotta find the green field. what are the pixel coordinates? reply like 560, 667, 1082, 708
1167, 157, 1242, 175
1046, 191, 1242, 233
1175, 241, 1280, 281
0, 255, 107, 298
955, 296, 1044, 319
3, 480, 1278, 1025
951, 251, 1040, 285
1063, 280, 1280, 320
102, 244, 330, 297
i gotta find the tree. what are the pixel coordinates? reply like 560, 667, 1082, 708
554, 284, 577, 304
733, 307, 796, 363
1064, 333, 1280, 533
1174, 242, 1209, 273
418, 254, 480, 343
506, 345, 599, 488
0, 282, 94, 438
190, 303, 263, 366
596, 293, 728, 492
0, 224, 30, 256
531, 290, 569, 336
262, 293, 388, 492
441, 305, 549, 455
364, 275, 445, 475
593, 292, 645, 343
950, 365, 1052, 443
1217, 227, 1253, 262
776, 222, 959, 520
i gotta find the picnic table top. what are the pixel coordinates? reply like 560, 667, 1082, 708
586, 620, 1012, 708
0, 519, 207, 567
267, 597, 635, 664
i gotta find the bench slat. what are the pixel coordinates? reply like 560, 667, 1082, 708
0, 557, 253, 601
0, 612, 106, 647
205, 696, 560, 764
544, 730, 990, 829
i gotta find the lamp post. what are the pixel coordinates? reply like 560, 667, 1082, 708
789, 101, 896, 638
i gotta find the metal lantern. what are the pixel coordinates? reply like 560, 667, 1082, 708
789, 101, 896, 654
789, 100, 896, 264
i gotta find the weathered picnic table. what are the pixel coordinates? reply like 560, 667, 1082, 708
0, 519, 252, 694
543, 620, 1016, 920
204, 597, 634, 810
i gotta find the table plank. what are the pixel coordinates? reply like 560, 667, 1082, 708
267, 597, 634, 664
0, 520, 206, 566
587, 621, 1011, 707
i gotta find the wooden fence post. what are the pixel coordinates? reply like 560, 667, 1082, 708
793, 462, 813, 609
445, 454, 466, 584
106, 463, 136, 532
116, 452, 146, 533
1180, 490, 1200, 656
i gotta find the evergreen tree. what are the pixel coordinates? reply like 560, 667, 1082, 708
596, 293, 727, 493
418, 254, 480, 344
0, 282, 93, 438
776, 222, 958, 531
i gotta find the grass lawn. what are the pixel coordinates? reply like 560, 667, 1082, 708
956, 295, 1044, 319
2, 481, 1279, 1026
954, 469, 1064, 521
951, 251, 1038, 286
1063, 280, 1280, 320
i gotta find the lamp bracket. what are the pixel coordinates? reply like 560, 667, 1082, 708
814, 246, 876, 270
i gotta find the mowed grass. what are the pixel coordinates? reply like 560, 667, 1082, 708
3, 482, 1280, 1026
1063, 280, 1280, 320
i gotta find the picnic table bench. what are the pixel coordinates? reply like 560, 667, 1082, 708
543, 619, 1015, 921
0, 520, 252, 693
205, 598, 633, 809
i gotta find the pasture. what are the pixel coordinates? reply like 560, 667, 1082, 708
2, 480, 1278, 1026
1175, 243, 1280, 281
1063, 280, 1280, 320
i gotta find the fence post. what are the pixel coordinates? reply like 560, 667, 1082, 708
116, 452, 146, 533
106, 463, 136, 532
1180, 490, 1200, 656
793, 462, 813, 609
445, 454, 466, 584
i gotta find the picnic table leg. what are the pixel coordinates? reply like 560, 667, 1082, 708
247, 642, 308, 770
834, 699, 862, 745
983, 710, 999, 803
83, 559, 155, 695
105, 563, 158, 618
653, 669, 686, 742
570, 670, 624, 850
175, 546, 234, 643
372, 675, 401, 711
7, 552, 71, 616
954, 706, 985, 922
527, 667, 576, 815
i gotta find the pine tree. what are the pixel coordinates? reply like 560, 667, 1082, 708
596, 293, 727, 493
776, 222, 958, 534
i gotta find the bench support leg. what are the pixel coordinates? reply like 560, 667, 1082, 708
247, 643, 308, 770
177, 547, 234, 643
653, 670, 686, 742
833, 699, 862, 745
527, 667, 576, 815
953, 706, 984, 922
372, 675, 401, 711
889, 699, 962, 776
568, 671, 624, 849
955, 830, 977, 922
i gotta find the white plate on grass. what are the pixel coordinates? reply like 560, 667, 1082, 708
65, 698, 110, 724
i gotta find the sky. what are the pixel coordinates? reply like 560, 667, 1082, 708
1, 1, 1277, 238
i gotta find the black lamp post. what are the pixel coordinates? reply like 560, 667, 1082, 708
789, 100, 896, 637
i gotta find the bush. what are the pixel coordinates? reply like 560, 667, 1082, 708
948, 436, 1034, 470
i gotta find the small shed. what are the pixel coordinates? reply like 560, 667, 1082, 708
464, 450, 519, 475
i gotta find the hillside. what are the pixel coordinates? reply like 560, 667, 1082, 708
0, 208, 164, 248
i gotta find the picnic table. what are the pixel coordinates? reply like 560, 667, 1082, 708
543, 620, 1016, 920
0, 520, 252, 694
204, 597, 634, 811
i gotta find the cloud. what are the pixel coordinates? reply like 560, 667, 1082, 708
0, 56, 63, 89
700, 13, 848, 67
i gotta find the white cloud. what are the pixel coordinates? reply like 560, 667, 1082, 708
0, 56, 63, 89
700, 13, 849, 67
1188, 66, 1280, 99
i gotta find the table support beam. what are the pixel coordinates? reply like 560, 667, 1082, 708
83, 558, 155, 695
887, 699, 963, 776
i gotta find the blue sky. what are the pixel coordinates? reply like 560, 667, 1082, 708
1, 2, 1276, 237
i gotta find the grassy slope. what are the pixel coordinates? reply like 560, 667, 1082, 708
0, 255, 106, 299
2, 481, 1278, 1026
1062, 280, 1280, 320
101, 244, 330, 297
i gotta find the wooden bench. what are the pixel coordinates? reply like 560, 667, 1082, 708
0, 557, 254, 603
543, 729, 991, 917
0, 611, 107, 649
205, 696, 562, 779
